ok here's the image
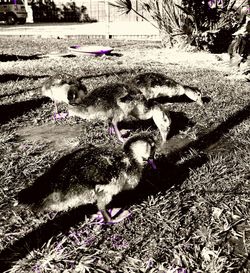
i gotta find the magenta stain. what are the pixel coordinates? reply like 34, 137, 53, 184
53, 112, 68, 120
148, 159, 157, 170
110, 234, 129, 249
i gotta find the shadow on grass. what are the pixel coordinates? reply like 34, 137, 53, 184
78, 69, 135, 81
119, 111, 195, 139
111, 149, 208, 209
105, 52, 123, 57
112, 102, 250, 205
148, 95, 211, 105
0, 205, 97, 272
168, 102, 250, 161
0, 87, 40, 99
111, 103, 250, 212
0, 97, 51, 125
0, 70, 135, 100
0, 54, 41, 62
0, 103, 249, 272
0, 73, 48, 83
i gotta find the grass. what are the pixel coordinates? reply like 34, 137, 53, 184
0, 36, 249, 273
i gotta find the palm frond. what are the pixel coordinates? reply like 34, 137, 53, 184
175, 3, 192, 16
143, 3, 151, 13
109, 0, 132, 14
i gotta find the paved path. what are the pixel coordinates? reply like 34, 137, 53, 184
0, 22, 160, 39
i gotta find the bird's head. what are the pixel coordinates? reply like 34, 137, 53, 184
185, 86, 203, 106
123, 133, 156, 167
67, 84, 88, 105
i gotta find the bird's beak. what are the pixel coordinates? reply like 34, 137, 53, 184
197, 99, 204, 106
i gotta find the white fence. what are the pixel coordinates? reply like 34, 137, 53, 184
82, 0, 151, 22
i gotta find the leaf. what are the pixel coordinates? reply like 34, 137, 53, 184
143, 3, 151, 13
109, 0, 132, 14
175, 3, 192, 16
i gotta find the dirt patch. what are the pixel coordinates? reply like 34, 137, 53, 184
15, 123, 85, 153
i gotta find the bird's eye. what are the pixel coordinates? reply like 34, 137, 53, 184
68, 91, 76, 101
142, 157, 148, 162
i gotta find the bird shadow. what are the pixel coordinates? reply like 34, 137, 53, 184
0, 204, 97, 272
0, 87, 40, 99
105, 52, 123, 57
0, 73, 48, 84
110, 153, 208, 208
148, 95, 211, 104
0, 102, 249, 272
118, 111, 195, 139
0, 54, 41, 62
111, 102, 250, 206
0, 97, 51, 125
77, 69, 134, 81
202, 96, 212, 104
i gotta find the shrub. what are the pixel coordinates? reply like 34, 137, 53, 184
110, 0, 249, 52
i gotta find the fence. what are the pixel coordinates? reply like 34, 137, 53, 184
28, 0, 152, 23
81, 0, 151, 22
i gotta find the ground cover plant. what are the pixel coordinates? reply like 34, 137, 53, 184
0, 36, 249, 273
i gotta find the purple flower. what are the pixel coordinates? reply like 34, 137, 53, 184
208, 0, 223, 8
178, 268, 187, 273
53, 112, 68, 120
68, 227, 97, 247
110, 234, 129, 249
83, 235, 96, 246
33, 264, 41, 273
68, 230, 81, 245
146, 258, 154, 269
55, 242, 63, 253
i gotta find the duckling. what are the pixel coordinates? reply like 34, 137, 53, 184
41, 73, 87, 117
17, 133, 156, 223
68, 82, 171, 143
129, 72, 203, 106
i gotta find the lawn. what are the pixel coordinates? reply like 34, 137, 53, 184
0, 36, 249, 273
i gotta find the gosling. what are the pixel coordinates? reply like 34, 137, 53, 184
130, 72, 203, 106
68, 82, 171, 143
17, 133, 156, 223
41, 73, 87, 115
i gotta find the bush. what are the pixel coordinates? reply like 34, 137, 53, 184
111, 0, 249, 52
228, 18, 250, 67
